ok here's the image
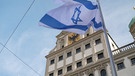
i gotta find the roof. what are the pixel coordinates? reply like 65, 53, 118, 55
129, 16, 135, 29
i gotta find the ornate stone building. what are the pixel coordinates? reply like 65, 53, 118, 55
45, 26, 135, 76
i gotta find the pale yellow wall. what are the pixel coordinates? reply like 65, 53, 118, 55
57, 60, 64, 69
66, 56, 73, 65
116, 55, 135, 76
48, 64, 55, 72
84, 48, 93, 57
75, 52, 83, 61
94, 43, 104, 53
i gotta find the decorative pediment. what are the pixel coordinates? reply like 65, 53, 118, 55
56, 31, 69, 39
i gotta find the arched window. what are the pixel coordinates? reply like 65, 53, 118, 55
100, 69, 106, 76
89, 73, 94, 76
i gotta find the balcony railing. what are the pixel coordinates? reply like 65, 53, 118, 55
112, 42, 135, 55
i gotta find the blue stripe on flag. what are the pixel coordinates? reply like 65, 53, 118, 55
74, 0, 97, 10
91, 17, 102, 28
40, 14, 88, 31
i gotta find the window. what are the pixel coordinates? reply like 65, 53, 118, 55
76, 61, 82, 68
50, 59, 55, 65
87, 33, 89, 36
85, 43, 91, 49
59, 55, 63, 61
76, 47, 81, 53
117, 62, 125, 70
67, 65, 72, 72
58, 69, 62, 75
89, 73, 94, 76
67, 51, 72, 57
98, 52, 104, 59
131, 58, 135, 65
49, 73, 53, 76
95, 38, 101, 45
100, 69, 106, 76
87, 57, 92, 64
62, 45, 64, 48
112, 43, 115, 48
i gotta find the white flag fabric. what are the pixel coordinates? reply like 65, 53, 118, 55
39, 0, 102, 34
91, 9, 103, 31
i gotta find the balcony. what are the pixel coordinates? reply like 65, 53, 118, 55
112, 42, 135, 55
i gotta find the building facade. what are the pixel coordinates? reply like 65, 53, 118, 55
45, 26, 135, 76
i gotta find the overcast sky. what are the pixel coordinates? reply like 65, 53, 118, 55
0, 0, 135, 76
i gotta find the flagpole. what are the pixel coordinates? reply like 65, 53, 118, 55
96, 0, 118, 76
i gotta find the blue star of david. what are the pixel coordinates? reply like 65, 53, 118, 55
71, 5, 83, 24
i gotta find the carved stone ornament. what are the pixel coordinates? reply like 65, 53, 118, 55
95, 63, 107, 70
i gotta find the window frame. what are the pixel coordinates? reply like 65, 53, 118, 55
95, 38, 101, 45
89, 73, 94, 76
76, 47, 81, 54
62, 45, 64, 48
131, 57, 135, 65
128, 55, 135, 66
117, 62, 125, 70
49, 72, 54, 76
58, 69, 63, 75
50, 59, 55, 65
67, 65, 72, 72
67, 51, 72, 58
100, 69, 107, 76
76, 61, 82, 68
87, 56, 93, 64
85, 43, 91, 49
58, 55, 63, 61
97, 52, 104, 59
87, 33, 89, 36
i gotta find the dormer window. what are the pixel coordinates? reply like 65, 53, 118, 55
62, 45, 64, 48
87, 33, 89, 36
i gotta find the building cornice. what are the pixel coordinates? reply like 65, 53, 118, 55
64, 58, 109, 76
56, 31, 69, 39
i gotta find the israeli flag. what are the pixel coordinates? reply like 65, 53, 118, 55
39, 0, 101, 34
91, 9, 103, 31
